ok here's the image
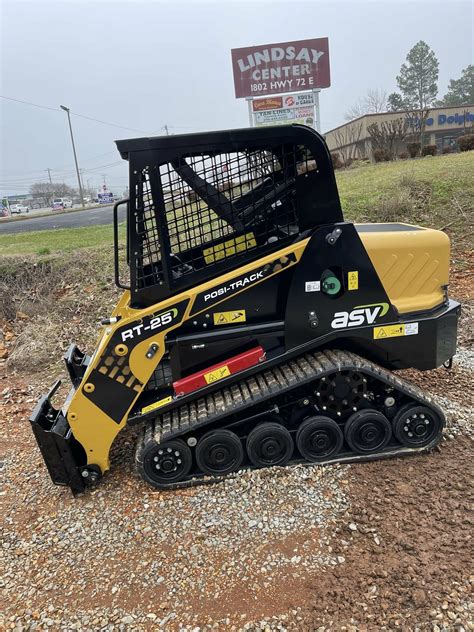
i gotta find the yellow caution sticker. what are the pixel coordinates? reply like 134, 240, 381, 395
204, 365, 231, 384
203, 232, 257, 264
213, 310, 246, 325
348, 271, 359, 291
373, 322, 419, 340
142, 395, 173, 414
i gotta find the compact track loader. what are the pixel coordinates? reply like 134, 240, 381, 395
30, 125, 460, 494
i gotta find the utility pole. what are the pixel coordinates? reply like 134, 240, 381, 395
59, 105, 85, 208
102, 174, 107, 190
45, 168, 53, 184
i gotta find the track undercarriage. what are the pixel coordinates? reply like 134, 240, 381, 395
136, 350, 445, 489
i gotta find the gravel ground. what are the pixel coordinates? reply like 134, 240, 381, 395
1, 264, 473, 630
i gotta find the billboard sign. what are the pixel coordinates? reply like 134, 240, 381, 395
231, 38, 330, 98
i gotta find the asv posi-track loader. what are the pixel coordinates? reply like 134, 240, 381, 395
30, 125, 460, 494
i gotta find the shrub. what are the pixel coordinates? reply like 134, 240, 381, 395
330, 152, 343, 169
398, 151, 409, 160
442, 146, 452, 154
407, 142, 421, 158
458, 134, 474, 152
422, 144, 437, 157
373, 149, 390, 162
378, 190, 414, 222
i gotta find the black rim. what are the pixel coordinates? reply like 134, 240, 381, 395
347, 415, 391, 453
143, 440, 191, 483
248, 424, 293, 467
197, 432, 243, 475
395, 407, 441, 447
297, 419, 343, 461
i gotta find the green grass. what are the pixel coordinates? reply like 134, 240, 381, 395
0, 152, 472, 256
0, 223, 125, 255
336, 151, 474, 244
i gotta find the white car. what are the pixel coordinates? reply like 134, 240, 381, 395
52, 197, 73, 210
10, 204, 30, 214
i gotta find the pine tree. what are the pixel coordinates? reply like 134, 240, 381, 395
441, 65, 474, 106
389, 41, 439, 147
396, 41, 439, 109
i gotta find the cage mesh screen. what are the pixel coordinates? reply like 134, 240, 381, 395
133, 144, 316, 289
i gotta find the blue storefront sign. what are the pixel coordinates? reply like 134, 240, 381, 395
98, 193, 114, 204
426, 110, 474, 126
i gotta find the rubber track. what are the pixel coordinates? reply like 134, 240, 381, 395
135, 349, 445, 488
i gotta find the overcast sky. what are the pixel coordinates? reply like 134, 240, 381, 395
1, 0, 472, 196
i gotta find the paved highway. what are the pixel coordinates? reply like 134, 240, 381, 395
0, 204, 127, 234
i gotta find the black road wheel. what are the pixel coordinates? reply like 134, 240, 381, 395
296, 416, 344, 462
196, 429, 244, 476
246, 422, 293, 468
392, 404, 443, 447
141, 438, 192, 487
345, 409, 392, 454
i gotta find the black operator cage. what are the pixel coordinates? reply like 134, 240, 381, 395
115, 125, 343, 307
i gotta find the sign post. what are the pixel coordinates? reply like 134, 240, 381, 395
313, 89, 321, 132
246, 97, 254, 127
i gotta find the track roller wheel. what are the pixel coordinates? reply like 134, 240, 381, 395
344, 409, 392, 454
247, 422, 293, 468
141, 438, 192, 487
196, 429, 244, 476
296, 416, 344, 462
392, 404, 443, 448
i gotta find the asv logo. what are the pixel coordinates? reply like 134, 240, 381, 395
331, 303, 389, 329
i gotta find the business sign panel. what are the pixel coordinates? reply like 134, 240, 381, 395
252, 92, 315, 112
254, 106, 315, 129
231, 38, 330, 98
98, 192, 114, 204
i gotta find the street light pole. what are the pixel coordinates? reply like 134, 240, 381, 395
60, 105, 85, 208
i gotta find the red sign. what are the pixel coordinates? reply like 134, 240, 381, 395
252, 97, 283, 112
231, 37, 330, 99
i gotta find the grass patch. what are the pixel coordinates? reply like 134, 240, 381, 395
336, 151, 474, 247
0, 223, 125, 255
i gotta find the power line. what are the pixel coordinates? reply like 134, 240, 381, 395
0, 95, 149, 134
70, 112, 149, 134
0, 95, 60, 112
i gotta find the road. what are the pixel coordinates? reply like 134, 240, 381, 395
0, 204, 126, 234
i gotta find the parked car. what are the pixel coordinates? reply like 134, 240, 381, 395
52, 197, 73, 210
10, 204, 30, 214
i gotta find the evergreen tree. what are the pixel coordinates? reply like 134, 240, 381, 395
396, 40, 439, 109
440, 65, 474, 106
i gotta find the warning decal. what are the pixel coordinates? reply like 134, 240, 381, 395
204, 365, 231, 384
348, 271, 359, 291
213, 310, 246, 325
373, 322, 419, 340
142, 395, 173, 414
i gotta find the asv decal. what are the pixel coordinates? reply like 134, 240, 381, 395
121, 308, 178, 341
331, 303, 389, 329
